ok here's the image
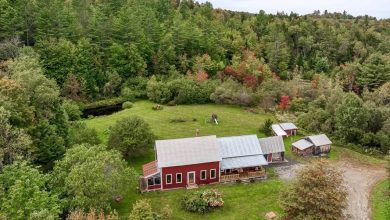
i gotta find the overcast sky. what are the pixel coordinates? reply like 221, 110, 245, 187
197, 0, 390, 19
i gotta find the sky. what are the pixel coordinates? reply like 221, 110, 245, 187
197, 0, 390, 19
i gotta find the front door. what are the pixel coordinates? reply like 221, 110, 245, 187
187, 172, 195, 185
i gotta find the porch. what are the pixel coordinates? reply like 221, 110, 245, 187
220, 167, 267, 183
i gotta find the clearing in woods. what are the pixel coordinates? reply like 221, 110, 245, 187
85, 101, 387, 219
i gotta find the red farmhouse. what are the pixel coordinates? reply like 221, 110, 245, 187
140, 135, 269, 192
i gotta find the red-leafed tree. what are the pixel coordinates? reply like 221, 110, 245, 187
243, 74, 257, 88
195, 70, 209, 82
279, 95, 290, 111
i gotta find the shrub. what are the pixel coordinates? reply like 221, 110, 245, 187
63, 100, 82, 121
181, 192, 210, 214
122, 101, 133, 109
108, 116, 155, 159
210, 79, 255, 106
121, 87, 136, 102
181, 189, 224, 214
124, 76, 148, 99
69, 122, 101, 146
146, 76, 173, 104
146, 76, 216, 104
129, 199, 172, 220
83, 97, 125, 110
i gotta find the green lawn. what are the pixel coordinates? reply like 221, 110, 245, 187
113, 180, 286, 220
371, 180, 390, 220
85, 100, 275, 171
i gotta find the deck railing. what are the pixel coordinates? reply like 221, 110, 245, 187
220, 170, 266, 182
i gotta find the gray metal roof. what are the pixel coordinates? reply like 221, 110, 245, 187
272, 124, 287, 136
258, 136, 285, 154
292, 139, 313, 150
279, 123, 298, 130
218, 135, 263, 158
156, 135, 221, 168
221, 155, 268, 170
307, 134, 332, 146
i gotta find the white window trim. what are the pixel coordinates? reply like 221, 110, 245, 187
176, 173, 182, 183
200, 170, 207, 180
210, 169, 216, 179
166, 174, 172, 184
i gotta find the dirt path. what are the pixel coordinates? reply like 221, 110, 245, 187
339, 161, 387, 220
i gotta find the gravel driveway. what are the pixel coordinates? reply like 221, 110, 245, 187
339, 161, 387, 220
272, 156, 387, 220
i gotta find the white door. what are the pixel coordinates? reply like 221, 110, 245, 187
187, 171, 195, 185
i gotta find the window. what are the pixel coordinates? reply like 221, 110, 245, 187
166, 174, 172, 184
148, 178, 154, 186
200, 170, 206, 180
176, 173, 182, 183
154, 177, 161, 185
210, 169, 216, 179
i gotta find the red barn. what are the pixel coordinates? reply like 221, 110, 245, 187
140, 135, 269, 192
140, 136, 221, 191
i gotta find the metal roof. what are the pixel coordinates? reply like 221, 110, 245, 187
218, 135, 263, 158
307, 134, 332, 146
272, 124, 287, 136
221, 155, 268, 170
279, 123, 298, 130
292, 139, 314, 150
142, 161, 158, 177
156, 135, 221, 168
258, 136, 285, 154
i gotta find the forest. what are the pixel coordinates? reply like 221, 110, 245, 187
0, 0, 389, 219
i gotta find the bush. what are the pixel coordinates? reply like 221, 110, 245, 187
124, 76, 148, 99
121, 87, 136, 102
122, 101, 133, 109
181, 189, 224, 214
69, 122, 101, 146
146, 76, 216, 104
108, 116, 155, 159
129, 199, 172, 220
210, 79, 255, 106
63, 100, 82, 121
83, 97, 125, 110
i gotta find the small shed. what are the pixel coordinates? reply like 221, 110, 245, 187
259, 136, 286, 163
279, 123, 298, 136
291, 139, 314, 156
271, 124, 287, 137
306, 134, 332, 155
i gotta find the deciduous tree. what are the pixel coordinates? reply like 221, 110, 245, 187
282, 161, 347, 220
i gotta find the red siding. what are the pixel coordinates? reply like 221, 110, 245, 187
267, 154, 272, 162
161, 162, 220, 190
147, 184, 161, 190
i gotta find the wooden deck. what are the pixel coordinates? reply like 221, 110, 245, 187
220, 170, 266, 183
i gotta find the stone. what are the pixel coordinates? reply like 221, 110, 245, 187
265, 211, 277, 219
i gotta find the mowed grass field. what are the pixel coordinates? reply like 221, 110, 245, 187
85, 101, 289, 219
371, 180, 390, 220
